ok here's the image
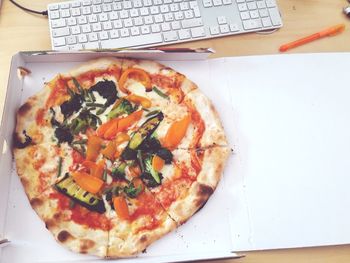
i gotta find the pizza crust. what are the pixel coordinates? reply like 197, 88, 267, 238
183, 89, 229, 148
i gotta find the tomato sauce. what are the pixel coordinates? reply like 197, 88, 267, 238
75, 66, 121, 88
35, 108, 46, 126
46, 77, 69, 108
187, 102, 205, 148
49, 191, 111, 231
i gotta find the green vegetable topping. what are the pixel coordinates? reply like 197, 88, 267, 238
57, 157, 63, 178
153, 86, 169, 99
124, 182, 142, 198
107, 98, 133, 120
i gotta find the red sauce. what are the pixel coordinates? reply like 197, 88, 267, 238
151, 72, 184, 90
49, 191, 111, 231
187, 101, 205, 148
46, 77, 69, 108
35, 108, 46, 126
72, 149, 84, 164
76, 65, 121, 88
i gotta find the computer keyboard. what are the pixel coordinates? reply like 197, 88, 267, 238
48, 0, 282, 50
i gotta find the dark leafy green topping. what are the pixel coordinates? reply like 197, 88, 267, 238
60, 94, 82, 118
68, 109, 101, 133
145, 110, 160, 117
121, 147, 137, 161
49, 108, 61, 127
140, 172, 163, 188
111, 162, 127, 180
107, 98, 133, 120
102, 169, 107, 182
13, 130, 32, 149
54, 127, 73, 144
153, 86, 169, 99
104, 186, 122, 202
90, 80, 118, 107
71, 139, 87, 145
124, 182, 142, 198
156, 148, 173, 164
139, 137, 162, 152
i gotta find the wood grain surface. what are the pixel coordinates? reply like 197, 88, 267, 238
1, 0, 350, 262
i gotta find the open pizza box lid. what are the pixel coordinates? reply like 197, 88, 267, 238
1, 49, 350, 262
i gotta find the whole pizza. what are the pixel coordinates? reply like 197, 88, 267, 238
13, 58, 230, 257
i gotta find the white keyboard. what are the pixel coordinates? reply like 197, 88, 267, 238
48, 0, 282, 50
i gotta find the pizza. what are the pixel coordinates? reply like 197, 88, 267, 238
13, 57, 230, 258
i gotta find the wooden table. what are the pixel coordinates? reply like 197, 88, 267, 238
1, 0, 350, 262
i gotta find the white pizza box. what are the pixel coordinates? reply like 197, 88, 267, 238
2, 50, 350, 262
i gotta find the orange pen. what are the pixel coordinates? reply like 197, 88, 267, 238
279, 24, 345, 52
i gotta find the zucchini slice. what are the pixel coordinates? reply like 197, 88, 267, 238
54, 173, 106, 213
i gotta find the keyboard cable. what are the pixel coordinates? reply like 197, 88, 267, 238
9, 0, 48, 16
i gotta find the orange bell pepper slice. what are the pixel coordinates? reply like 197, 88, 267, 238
152, 155, 165, 172
113, 196, 130, 220
92, 160, 105, 179
72, 171, 104, 194
164, 115, 191, 149
129, 164, 141, 177
103, 121, 120, 140
115, 132, 130, 144
117, 110, 143, 133
118, 68, 152, 94
86, 136, 103, 161
82, 160, 97, 172
96, 118, 119, 137
101, 141, 116, 160
126, 94, 152, 108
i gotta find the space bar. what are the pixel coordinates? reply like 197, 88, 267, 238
101, 34, 163, 49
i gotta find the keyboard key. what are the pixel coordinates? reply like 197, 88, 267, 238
150, 6, 160, 14
191, 27, 205, 37
193, 7, 201, 17
247, 2, 257, 10
240, 11, 250, 20
151, 24, 161, 32
78, 34, 88, 43
130, 9, 139, 17
119, 10, 129, 18
71, 8, 81, 16
123, 18, 133, 27
131, 27, 140, 36
223, 0, 232, 5
250, 10, 259, 18
52, 37, 66, 47
171, 21, 181, 30
134, 0, 143, 8
92, 23, 102, 31
163, 31, 178, 42
181, 18, 203, 28
170, 3, 179, 11
160, 5, 169, 13
238, 3, 247, 11
178, 29, 190, 39
68, 44, 84, 50
259, 8, 269, 17
161, 23, 171, 31
109, 29, 119, 38
164, 13, 174, 21
82, 6, 92, 15
141, 25, 151, 34
144, 16, 153, 24
102, 4, 112, 12
268, 7, 282, 25
154, 14, 164, 23
217, 16, 226, 25
82, 24, 92, 33
82, 0, 92, 6
99, 13, 108, 21
154, 0, 162, 5
72, 1, 81, 7
113, 20, 123, 28
92, 5, 102, 13
236, 0, 245, 2
60, 9, 70, 18
140, 8, 149, 16
50, 11, 60, 19
66, 35, 77, 45
189, 1, 198, 8
60, 3, 70, 9
88, 14, 98, 23
184, 10, 194, 19
99, 31, 109, 40
78, 16, 88, 24
257, 1, 266, 8
219, 24, 229, 33
174, 11, 184, 20
93, 0, 102, 4
51, 19, 66, 28
123, 1, 132, 9
266, 0, 276, 8
213, 0, 223, 6
52, 27, 70, 37
102, 21, 113, 30
49, 4, 59, 11
67, 17, 77, 26
120, 28, 130, 37
262, 17, 272, 27
210, 25, 219, 35
143, 0, 152, 7
100, 33, 162, 48
229, 23, 240, 31
84, 42, 100, 49
109, 11, 118, 20
88, 32, 98, 41
112, 2, 122, 10
180, 2, 189, 10
243, 19, 262, 30
71, 25, 81, 34
134, 17, 144, 26
203, 0, 213, 7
